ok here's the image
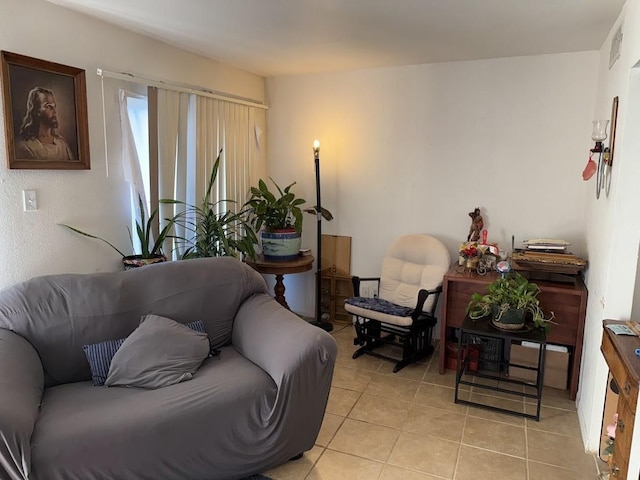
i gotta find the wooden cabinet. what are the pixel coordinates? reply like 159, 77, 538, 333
438, 266, 587, 400
601, 321, 640, 479
614, 396, 634, 478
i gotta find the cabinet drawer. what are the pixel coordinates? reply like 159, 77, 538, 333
602, 332, 639, 408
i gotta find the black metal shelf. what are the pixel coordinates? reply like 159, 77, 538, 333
454, 316, 547, 421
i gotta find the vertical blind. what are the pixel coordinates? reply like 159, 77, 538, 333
147, 87, 260, 257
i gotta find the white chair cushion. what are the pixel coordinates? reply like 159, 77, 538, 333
344, 303, 414, 327
378, 235, 451, 312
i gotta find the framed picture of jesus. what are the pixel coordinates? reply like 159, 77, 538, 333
1, 51, 90, 170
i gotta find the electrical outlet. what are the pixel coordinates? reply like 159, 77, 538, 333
23, 190, 37, 211
361, 286, 370, 297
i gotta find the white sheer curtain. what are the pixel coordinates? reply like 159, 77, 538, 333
118, 90, 147, 203
118, 89, 148, 253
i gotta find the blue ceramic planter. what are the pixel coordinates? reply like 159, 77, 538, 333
261, 230, 301, 261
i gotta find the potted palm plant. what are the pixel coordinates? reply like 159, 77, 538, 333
245, 178, 333, 261
161, 150, 258, 260
60, 194, 173, 269
465, 271, 555, 331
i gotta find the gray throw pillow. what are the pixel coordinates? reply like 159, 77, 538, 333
105, 314, 210, 389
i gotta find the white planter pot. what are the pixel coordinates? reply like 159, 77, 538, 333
260, 230, 301, 261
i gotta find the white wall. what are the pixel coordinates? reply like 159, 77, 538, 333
266, 52, 598, 318
578, 0, 640, 475
0, 0, 265, 289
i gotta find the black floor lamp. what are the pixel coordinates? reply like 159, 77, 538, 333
311, 140, 333, 332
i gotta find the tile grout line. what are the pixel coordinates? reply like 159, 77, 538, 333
524, 415, 530, 480
303, 446, 327, 480
452, 406, 469, 480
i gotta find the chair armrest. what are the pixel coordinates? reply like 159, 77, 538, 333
0, 329, 44, 480
351, 276, 381, 297
232, 293, 337, 449
412, 286, 443, 321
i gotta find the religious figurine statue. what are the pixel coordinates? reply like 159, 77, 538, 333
467, 207, 483, 242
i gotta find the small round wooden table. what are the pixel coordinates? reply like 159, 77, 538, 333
245, 255, 314, 310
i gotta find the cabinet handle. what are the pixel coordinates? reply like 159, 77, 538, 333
618, 419, 625, 433
624, 382, 631, 395
612, 465, 620, 477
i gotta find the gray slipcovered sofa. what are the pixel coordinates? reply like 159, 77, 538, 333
0, 257, 337, 480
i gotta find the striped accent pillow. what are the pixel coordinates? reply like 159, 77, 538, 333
83, 320, 207, 386
185, 320, 206, 334
82, 338, 126, 386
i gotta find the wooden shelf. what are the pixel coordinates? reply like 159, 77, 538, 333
319, 235, 352, 324
321, 273, 353, 324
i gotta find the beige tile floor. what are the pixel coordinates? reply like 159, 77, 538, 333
265, 323, 608, 480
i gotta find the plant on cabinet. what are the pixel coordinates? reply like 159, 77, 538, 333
465, 271, 555, 331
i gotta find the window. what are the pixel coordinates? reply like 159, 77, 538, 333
124, 94, 150, 208
119, 90, 150, 255
120, 86, 258, 260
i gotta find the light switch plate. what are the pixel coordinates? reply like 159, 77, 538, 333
23, 190, 37, 211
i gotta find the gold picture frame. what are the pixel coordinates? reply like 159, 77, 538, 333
1, 51, 90, 170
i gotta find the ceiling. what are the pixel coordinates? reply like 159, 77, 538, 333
46, 0, 625, 77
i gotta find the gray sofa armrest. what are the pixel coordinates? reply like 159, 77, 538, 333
232, 293, 337, 449
0, 329, 44, 480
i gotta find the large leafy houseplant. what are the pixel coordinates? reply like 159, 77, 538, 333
161, 150, 258, 260
245, 178, 333, 261
60, 194, 173, 268
465, 271, 555, 331
246, 178, 333, 234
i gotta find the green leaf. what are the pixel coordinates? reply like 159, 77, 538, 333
59, 224, 127, 258
204, 151, 222, 205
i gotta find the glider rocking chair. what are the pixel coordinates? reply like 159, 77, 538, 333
344, 234, 451, 373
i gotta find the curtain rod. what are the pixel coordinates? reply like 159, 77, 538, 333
96, 68, 269, 110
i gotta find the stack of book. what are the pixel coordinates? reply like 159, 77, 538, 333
510, 239, 587, 278
522, 238, 571, 253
